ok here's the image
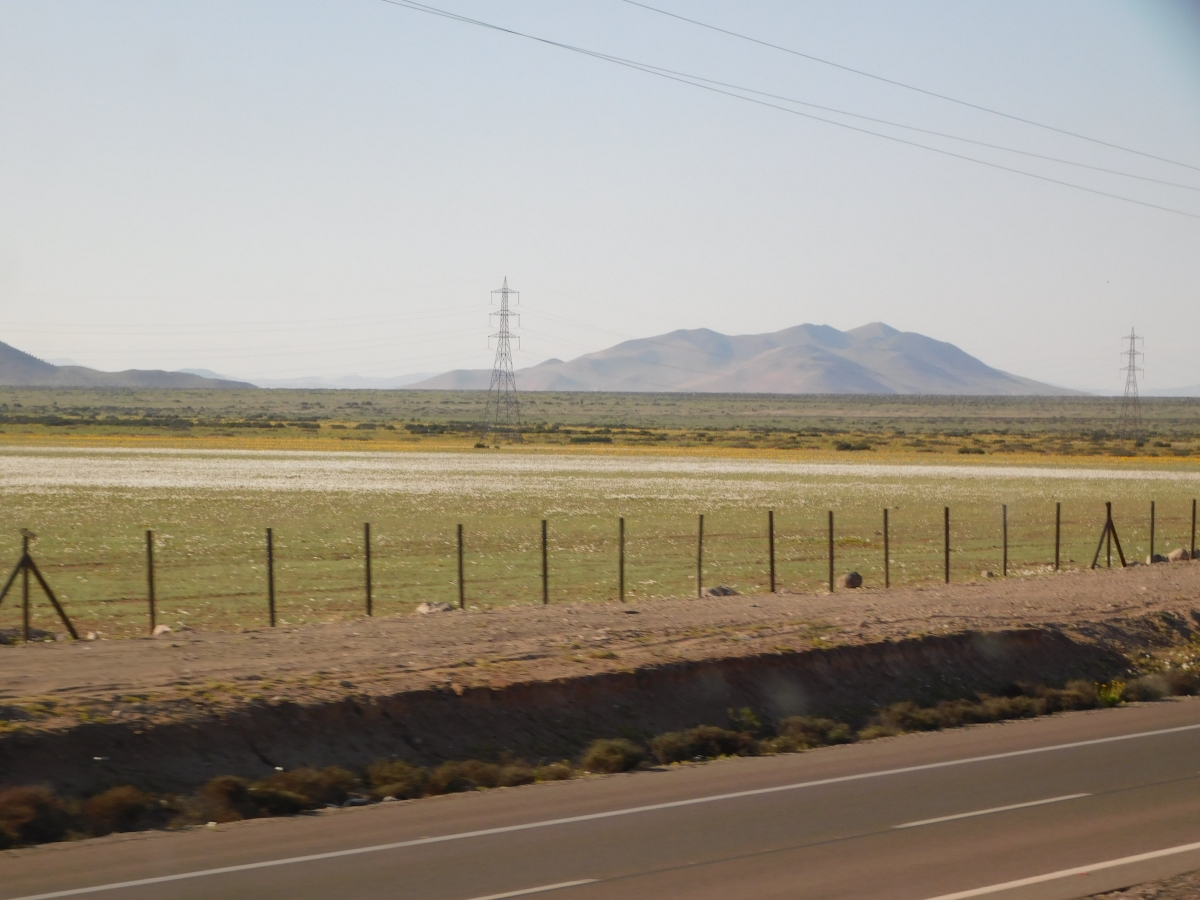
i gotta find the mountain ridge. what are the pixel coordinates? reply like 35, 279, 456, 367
414, 322, 1078, 395
0, 341, 254, 389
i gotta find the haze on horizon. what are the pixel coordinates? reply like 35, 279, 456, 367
1, 1, 1198, 394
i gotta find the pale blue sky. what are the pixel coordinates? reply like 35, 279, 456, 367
1, 1, 1198, 391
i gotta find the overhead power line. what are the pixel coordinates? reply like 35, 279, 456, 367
594, 49, 1200, 192
619, 0, 1200, 174
377, 0, 1200, 220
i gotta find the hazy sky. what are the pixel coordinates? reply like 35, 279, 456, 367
1, 1, 1198, 391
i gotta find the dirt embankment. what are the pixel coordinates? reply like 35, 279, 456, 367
2, 563, 1199, 796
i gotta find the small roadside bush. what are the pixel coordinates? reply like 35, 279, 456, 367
255, 766, 359, 807
650, 726, 756, 765
533, 762, 574, 782
770, 716, 857, 751
425, 760, 533, 795
194, 776, 261, 823
366, 759, 428, 800
1124, 675, 1169, 702
0, 785, 76, 849
1166, 669, 1200, 695
82, 786, 162, 835
581, 738, 645, 774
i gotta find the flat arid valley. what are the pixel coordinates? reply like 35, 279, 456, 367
4, 2, 1199, 897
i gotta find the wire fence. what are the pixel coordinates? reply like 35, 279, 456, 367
1, 498, 1194, 641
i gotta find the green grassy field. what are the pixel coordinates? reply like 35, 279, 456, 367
0, 446, 1196, 640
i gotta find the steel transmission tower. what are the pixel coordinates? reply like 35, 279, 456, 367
484, 277, 521, 439
1118, 328, 1144, 441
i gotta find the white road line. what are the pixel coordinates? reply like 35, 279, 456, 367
894, 793, 1090, 829
920, 839, 1200, 899
461, 880, 597, 900
6, 722, 1200, 900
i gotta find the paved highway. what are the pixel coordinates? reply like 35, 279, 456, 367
4, 701, 1200, 900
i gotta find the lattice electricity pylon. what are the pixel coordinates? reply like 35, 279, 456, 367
0, 530, 79, 642
483, 277, 522, 441
1117, 328, 1144, 441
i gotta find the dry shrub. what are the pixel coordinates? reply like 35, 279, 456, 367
533, 763, 574, 782
0, 785, 77, 848
767, 716, 857, 752
245, 786, 310, 816
861, 682, 1105, 739
82, 786, 162, 836
580, 738, 645, 774
367, 759, 428, 800
1166, 670, 1200, 695
428, 760, 485, 794
650, 726, 756, 765
194, 776, 261, 823
1124, 675, 1169, 702
255, 767, 358, 807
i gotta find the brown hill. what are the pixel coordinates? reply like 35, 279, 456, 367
414, 323, 1077, 395
0, 341, 254, 389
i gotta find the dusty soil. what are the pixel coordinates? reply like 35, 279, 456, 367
1089, 869, 1200, 898
2, 561, 1197, 735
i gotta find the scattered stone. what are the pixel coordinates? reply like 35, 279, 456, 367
339, 680, 355, 689
416, 601, 455, 614
981, 571, 997, 579
1148, 554, 1168, 564
838, 572, 864, 589
1167, 548, 1191, 562
703, 586, 739, 597
623, 609, 640, 614
152, 624, 173, 637
85, 631, 97, 641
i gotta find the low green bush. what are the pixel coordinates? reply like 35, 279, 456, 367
581, 738, 646, 774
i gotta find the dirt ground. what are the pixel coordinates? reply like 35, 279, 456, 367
2, 560, 1198, 736
1089, 869, 1200, 898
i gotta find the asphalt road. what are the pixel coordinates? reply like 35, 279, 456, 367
5, 701, 1200, 900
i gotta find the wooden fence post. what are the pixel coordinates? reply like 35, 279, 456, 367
943, 507, 950, 584
21, 533, 30, 643
1192, 499, 1196, 560
364, 522, 372, 616
1055, 502, 1061, 571
1150, 501, 1156, 561
883, 508, 890, 589
541, 519, 548, 605
457, 524, 465, 609
618, 517, 625, 603
828, 510, 834, 593
1002, 504, 1008, 577
146, 529, 156, 634
768, 510, 776, 593
696, 514, 704, 598
266, 528, 275, 627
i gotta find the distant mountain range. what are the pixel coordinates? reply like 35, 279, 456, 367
0, 341, 253, 389
414, 322, 1080, 395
